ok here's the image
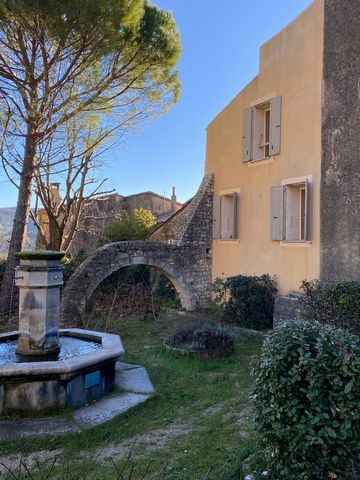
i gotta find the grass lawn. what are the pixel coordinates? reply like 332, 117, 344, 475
0, 310, 265, 479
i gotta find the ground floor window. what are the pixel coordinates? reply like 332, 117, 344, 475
270, 178, 309, 242
213, 191, 239, 240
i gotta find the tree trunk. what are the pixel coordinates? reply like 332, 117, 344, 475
0, 131, 36, 317
48, 216, 63, 251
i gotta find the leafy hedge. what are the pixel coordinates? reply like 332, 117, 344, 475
212, 274, 277, 330
301, 279, 360, 336
253, 320, 360, 479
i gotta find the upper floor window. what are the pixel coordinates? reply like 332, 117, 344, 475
242, 96, 282, 162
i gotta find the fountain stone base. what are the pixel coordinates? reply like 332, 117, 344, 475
15, 251, 65, 357
0, 329, 124, 414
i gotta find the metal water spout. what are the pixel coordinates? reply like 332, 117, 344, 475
15, 250, 65, 356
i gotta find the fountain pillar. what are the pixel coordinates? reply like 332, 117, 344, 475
15, 251, 65, 357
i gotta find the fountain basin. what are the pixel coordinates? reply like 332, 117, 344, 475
0, 328, 124, 415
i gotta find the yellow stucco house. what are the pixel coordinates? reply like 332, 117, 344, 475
205, 0, 356, 296
148, 0, 359, 317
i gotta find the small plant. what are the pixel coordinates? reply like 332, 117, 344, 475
252, 320, 360, 480
212, 275, 277, 330
301, 279, 360, 335
166, 319, 235, 357
62, 249, 88, 285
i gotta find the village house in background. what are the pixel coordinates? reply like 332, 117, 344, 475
38, 184, 182, 257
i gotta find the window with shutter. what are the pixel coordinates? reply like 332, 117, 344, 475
284, 180, 309, 241
212, 196, 221, 239
271, 179, 310, 242
242, 108, 252, 162
214, 191, 240, 240
270, 186, 285, 240
270, 96, 281, 156
232, 192, 239, 239
243, 96, 282, 163
253, 101, 270, 161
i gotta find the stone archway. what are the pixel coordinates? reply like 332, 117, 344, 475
62, 174, 215, 325
62, 241, 196, 324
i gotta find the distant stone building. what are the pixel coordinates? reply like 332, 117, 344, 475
38, 185, 182, 257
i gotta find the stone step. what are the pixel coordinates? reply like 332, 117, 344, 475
0, 418, 79, 440
73, 392, 150, 427
116, 363, 155, 394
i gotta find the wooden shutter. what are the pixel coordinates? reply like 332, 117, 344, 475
270, 186, 285, 240
213, 196, 221, 239
232, 192, 239, 239
304, 179, 309, 241
270, 96, 281, 156
242, 108, 252, 162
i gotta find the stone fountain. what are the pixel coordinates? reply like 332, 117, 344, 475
0, 251, 125, 415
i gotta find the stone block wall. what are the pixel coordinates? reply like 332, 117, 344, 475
149, 174, 214, 306
320, 0, 360, 283
273, 294, 312, 327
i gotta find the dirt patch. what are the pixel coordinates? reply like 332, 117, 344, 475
0, 420, 193, 473
93, 421, 193, 462
0, 401, 246, 472
222, 407, 252, 438
0, 449, 61, 474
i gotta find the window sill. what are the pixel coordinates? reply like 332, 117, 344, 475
280, 240, 312, 247
248, 157, 274, 167
216, 239, 240, 244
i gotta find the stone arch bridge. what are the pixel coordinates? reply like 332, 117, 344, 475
62, 175, 214, 324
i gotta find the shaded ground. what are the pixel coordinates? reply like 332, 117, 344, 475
0, 309, 265, 479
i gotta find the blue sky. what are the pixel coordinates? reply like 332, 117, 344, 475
0, 0, 314, 207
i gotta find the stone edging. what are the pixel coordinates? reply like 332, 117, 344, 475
164, 343, 234, 359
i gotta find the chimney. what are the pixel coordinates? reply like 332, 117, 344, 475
171, 187, 177, 214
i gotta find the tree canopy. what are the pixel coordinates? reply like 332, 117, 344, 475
0, 0, 181, 315
104, 207, 157, 242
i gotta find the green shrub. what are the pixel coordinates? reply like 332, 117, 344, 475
252, 320, 360, 480
103, 207, 157, 243
212, 275, 277, 330
301, 279, 360, 335
166, 319, 235, 353
154, 273, 178, 302
62, 249, 88, 285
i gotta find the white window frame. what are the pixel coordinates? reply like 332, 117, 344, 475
213, 189, 240, 241
243, 93, 281, 163
253, 101, 271, 161
281, 175, 311, 243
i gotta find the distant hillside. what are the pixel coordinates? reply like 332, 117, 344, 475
0, 207, 37, 254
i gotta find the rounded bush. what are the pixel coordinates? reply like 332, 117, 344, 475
165, 320, 235, 357
252, 321, 360, 480
301, 279, 360, 335
212, 274, 277, 330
